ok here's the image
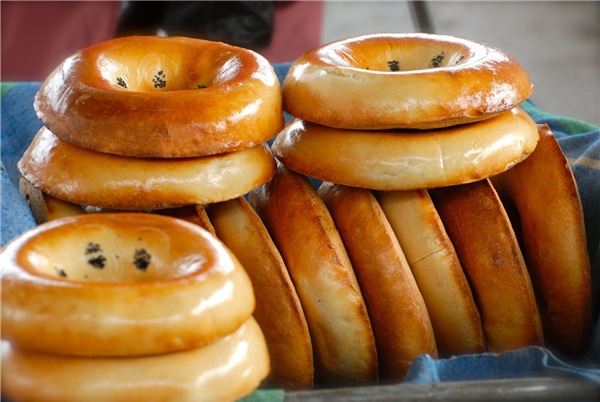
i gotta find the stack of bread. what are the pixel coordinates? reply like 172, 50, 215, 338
3, 35, 286, 401
18, 35, 282, 212
257, 33, 592, 384
3, 33, 593, 395
9, 34, 316, 393
1, 212, 270, 401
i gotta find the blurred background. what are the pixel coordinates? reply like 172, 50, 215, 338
2, 1, 598, 125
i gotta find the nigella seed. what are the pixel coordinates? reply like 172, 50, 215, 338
85, 242, 106, 268
153, 70, 167, 88
116, 77, 127, 88
133, 248, 151, 271
85, 242, 102, 255
387, 60, 400, 71
55, 267, 67, 278
88, 255, 107, 269
431, 51, 445, 67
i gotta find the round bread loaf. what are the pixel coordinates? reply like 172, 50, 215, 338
319, 182, 438, 380
491, 124, 592, 356
207, 196, 314, 389
430, 179, 544, 352
272, 107, 539, 191
1, 213, 255, 357
34, 35, 283, 158
282, 33, 533, 130
18, 127, 276, 210
249, 163, 378, 385
1, 318, 269, 402
376, 189, 486, 357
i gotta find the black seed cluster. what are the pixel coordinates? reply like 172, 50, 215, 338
85, 242, 106, 269
387, 60, 400, 71
55, 267, 67, 278
133, 248, 152, 271
153, 70, 167, 88
431, 51, 445, 67
88, 255, 106, 269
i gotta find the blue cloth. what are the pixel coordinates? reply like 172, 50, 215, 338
1, 82, 39, 244
406, 346, 600, 384
1, 63, 599, 390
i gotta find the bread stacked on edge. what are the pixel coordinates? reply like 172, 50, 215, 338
262, 33, 592, 385
11, 33, 593, 392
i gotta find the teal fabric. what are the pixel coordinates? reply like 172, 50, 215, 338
239, 389, 285, 402
1, 66, 599, 397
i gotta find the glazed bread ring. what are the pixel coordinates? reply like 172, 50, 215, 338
430, 179, 544, 352
272, 107, 539, 191
375, 189, 486, 357
282, 33, 533, 130
249, 164, 378, 385
34, 35, 284, 158
1, 318, 269, 402
1, 213, 255, 357
319, 183, 438, 381
17, 127, 276, 210
207, 197, 314, 389
491, 125, 592, 356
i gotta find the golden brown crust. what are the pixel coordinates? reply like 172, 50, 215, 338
248, 164, 378, 385
34, 36, 284, 158
430, 179, 544, 352
319, 183, 437, 381
1, 213, 255, 357
1, 318, 269, 402
491, 125, 592, 356
283, 33, 533, 130
207, 197, 314, 389
19, 176, 85, 224
17, 127, 277, 210
375, 189, 485, 357
272, 108, 539, 191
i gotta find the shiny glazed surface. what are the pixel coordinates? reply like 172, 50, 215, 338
1, 318, 269, 402
319, 183, 438, 381
1, 213, 255, 356
491, 125, 592, 356
249, 164, 378, 385
283, 33, 533, 129
34, 35, 284, 157
376, 189, 485, 357
18, 127, 277, 210
208, 197, 314, 389
272, 107, 539, 191
430, 179, 544, 352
